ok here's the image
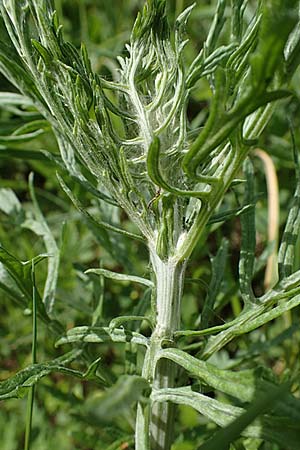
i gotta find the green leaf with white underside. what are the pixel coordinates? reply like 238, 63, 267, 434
176, 269, 300, 344
109, 315, 153, 330
157, 347, 300, 425
197, 383, 294, 450
157, 347, 269, 402
85, 268, 153, 288
0, 350, 85, 400
55, 326, 149, 347
201, 291, 300, 359
153, 384, 300, 449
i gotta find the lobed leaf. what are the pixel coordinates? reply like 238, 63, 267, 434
153, 383, 300, 449
0, 350, 84, 400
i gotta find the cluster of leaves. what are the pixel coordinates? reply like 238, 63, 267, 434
0, 0, 300, 449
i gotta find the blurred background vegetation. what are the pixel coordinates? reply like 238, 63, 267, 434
0, 1, 300, 449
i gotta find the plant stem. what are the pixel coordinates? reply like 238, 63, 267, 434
254, 148, 279, 290
24, 386, 35, 450
24, 262, 37, 450
137, 251, 186, 450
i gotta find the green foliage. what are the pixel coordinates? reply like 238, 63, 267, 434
0, 0, 300, 450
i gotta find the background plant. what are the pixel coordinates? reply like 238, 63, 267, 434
0, 0, 300, 449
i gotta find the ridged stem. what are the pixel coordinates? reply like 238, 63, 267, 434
135, 251, 186, 450
149, 252, 186, 450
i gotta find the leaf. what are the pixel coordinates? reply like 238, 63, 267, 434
109, 315, 153, 331
201, 272, 300, 359
0, 245, 63, 334
0, 91, 36, 117
31, 38, 52, 65
22, 173, 60, 314
0, 188, 24, 223
83, 375, 149, 423
0, 245, 44, 303
0, 128, 45, 145
201, 238, 229, 329
156, 347, 265, 402
0, 147, 53, 161
157, 343, 300, 428
86, 268, 153, 288
153, 384, 300, 449
0, 119, 49, 146
207, 204, 254, 225
82, 357, 102, 381
56, 326, 149, 348
197, 383, 290, 450
278, 164, 300, 279
250, 0, 298, 87
57, 173, 143, 242
55, 136, 118, 206
146, 137, 213, 198
0, 92, 34, 108
157, 348, 300, 423
187, 44, 236, 87
284, 11, 300, 76
0, 350, 83, 400
239, 159, 256, 303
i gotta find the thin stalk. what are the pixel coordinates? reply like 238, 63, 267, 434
24, 262, 37, 450
135, 252, 186, 450
254, 148, 279, 290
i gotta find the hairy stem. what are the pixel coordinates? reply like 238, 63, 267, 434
135, 251, 186, 450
